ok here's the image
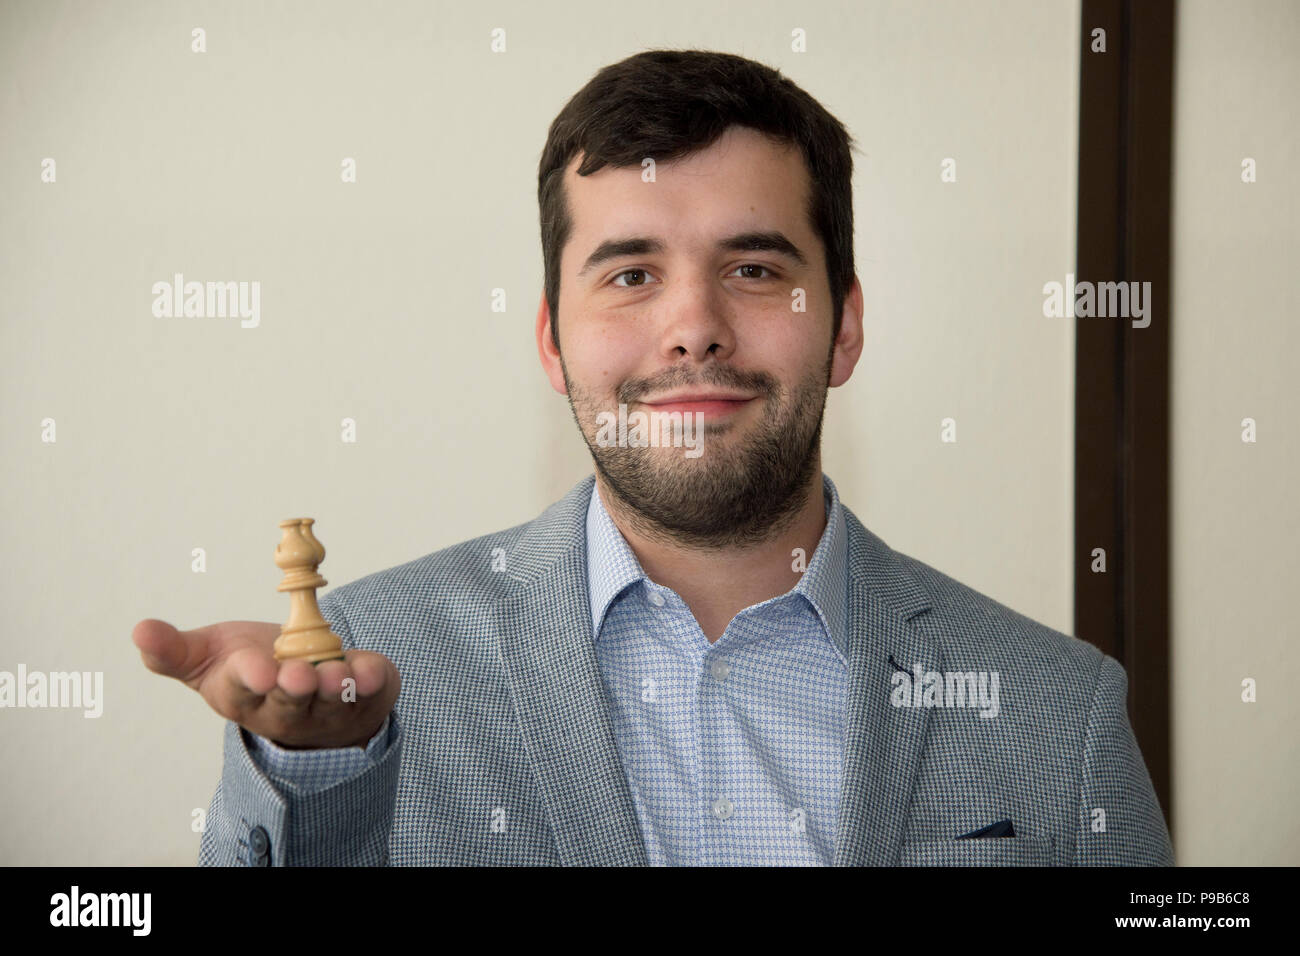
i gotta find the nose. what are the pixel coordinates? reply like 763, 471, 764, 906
656, 275, 736, 363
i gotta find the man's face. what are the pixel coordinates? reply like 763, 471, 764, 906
537, 125, 861, 548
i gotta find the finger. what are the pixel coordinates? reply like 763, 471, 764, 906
345, 650, 397, 699
132, 619, 212, 682
212, 646, 280, 719
225, 645, 279, 698
264, 659, 318, 717
312, 659, 353, 704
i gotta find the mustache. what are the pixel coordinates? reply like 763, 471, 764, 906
617, 369, 776, 404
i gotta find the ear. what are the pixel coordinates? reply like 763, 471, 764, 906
536, 293, 568, 395
828, 275, 864, 388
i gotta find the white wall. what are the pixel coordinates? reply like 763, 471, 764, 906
1169, 0, 1300, 865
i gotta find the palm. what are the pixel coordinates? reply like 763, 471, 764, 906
133, 618, 399, 749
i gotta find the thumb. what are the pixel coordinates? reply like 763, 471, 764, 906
133, 618, 207, 681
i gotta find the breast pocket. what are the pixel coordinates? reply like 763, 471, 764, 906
897, 836, 1056, 867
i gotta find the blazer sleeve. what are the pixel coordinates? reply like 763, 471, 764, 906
198, 593, 403, 866
1073, 654, 1175, 865
246, 714, 392, 792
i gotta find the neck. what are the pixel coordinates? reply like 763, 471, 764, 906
594, 464, 828, 643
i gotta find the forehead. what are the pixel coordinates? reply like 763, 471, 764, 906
561, 126, 813, 257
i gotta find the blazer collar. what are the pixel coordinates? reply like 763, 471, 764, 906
498, 473, 939, 866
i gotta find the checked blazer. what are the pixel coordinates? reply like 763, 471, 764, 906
199, 474, 1175, 866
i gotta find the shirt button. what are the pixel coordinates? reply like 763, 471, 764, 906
709, 659, 731, 681
647, 590, 665, 607
712, 797, 734, 820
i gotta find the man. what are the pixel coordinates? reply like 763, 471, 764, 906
134, 49, 1174, 866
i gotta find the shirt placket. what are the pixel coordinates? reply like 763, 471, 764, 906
697, 623, 743, 866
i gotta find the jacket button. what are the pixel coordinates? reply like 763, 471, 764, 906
249, 825, 270, 859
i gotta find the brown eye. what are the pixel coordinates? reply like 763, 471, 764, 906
732, 264, 775, 279
613, 269, 653, 288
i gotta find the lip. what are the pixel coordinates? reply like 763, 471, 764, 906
641, 391, 757, 404
637, 394, 756, 417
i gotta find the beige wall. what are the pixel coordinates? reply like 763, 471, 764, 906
0, 0, 1079, 864
1169, 0, 1300, 865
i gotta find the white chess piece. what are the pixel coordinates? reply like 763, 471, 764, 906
273, 518, 345, 663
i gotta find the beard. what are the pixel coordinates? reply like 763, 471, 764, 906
562, 351, 832, 549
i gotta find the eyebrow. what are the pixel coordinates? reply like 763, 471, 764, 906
577, 231, 809, 277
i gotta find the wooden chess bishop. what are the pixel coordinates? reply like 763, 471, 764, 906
273, 518, 346, 664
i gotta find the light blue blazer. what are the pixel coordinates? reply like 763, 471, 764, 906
200, 474, 1174, 866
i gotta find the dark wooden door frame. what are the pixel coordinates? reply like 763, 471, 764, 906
1074, 0, 1174, 829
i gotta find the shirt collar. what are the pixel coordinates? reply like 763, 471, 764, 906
585, 473, 850, 663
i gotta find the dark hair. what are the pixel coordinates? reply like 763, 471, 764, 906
538, 49, 858, 351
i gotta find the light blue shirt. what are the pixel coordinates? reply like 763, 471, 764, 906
587, 475, 849, 865
248, 474, 850, 865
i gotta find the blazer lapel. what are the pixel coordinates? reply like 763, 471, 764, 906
834, 510, 941, 866
498, 476, 649, 866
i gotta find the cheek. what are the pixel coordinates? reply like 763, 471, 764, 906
746, 326, 814, 370
575, 329, 641, 380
